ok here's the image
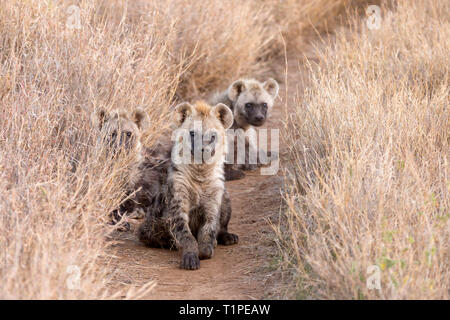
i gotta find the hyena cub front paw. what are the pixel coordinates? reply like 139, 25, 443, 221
128, 207, 145, 220
224, 167, 246, 181
109, 219, 131, 232
198, 244, 214, 260
116, 221, 131, 232
181, 251, 200, 270
241, 163, 258, 171
217, 232, 239, 246
109, 210, 131, 232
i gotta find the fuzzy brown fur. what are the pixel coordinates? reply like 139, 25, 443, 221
138, 101, 238, 270
210, 78, 279, 180
92, 107, 165, 230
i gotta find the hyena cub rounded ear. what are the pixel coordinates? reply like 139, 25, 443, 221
174, 102, 193, 126
263, 78, 279, 98
131, 107, 150, 131
227, 80, 246, 102
214, 103, 233, 129
91, 108, 109, 130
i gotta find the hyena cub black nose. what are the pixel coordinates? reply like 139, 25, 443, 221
209, 78, 279, 180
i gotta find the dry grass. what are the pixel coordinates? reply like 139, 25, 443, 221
0, 0, 180, 299
269, 0, 377, 52
1, 0, 447, 300
163, 0, 278, 99
279, 0, 449, 299
0, 0, 284, 300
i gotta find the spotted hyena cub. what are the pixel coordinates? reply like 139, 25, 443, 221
138, 101, 238, 270
92, 107, 168, 230
211, 78, 279, 180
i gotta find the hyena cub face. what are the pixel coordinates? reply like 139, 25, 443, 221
91, 107, 150, 230
173, 101, 233, 164
228, 78, 279, 128
92, 107, 149, 156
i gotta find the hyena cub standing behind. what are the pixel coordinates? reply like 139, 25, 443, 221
92, 107, 168, 230
138, 101, 238, 270
210, 78, 279, 180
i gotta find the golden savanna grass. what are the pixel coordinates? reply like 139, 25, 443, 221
0, 0, 447, 299
0, 0, 288, 300
270, 0, 377, 51
0, 0, 180, 299
279, 0, 449, 299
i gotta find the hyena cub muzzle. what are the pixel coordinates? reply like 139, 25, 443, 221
210, 78, 280, 180
138, 101, 239, 270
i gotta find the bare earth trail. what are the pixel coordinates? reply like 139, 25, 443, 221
109, 55, 308, 299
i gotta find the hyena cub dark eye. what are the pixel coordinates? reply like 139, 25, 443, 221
107, 129, 134, 152
188, 127, 220, 158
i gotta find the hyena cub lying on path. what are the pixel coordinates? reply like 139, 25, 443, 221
138, 101, 238, 270
210, 78, 279, 180
92, 107, 168, 230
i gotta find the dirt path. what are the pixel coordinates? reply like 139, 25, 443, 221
108, 55, 306, 300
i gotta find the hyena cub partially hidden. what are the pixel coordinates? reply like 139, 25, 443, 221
92, 107, 168, 230
211, 78, 279, 180
138, 101, 238, 270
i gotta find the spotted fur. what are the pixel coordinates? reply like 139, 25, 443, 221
210, 78, 279, 180
138, 101, 238, 270
92, 107, 167, 230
